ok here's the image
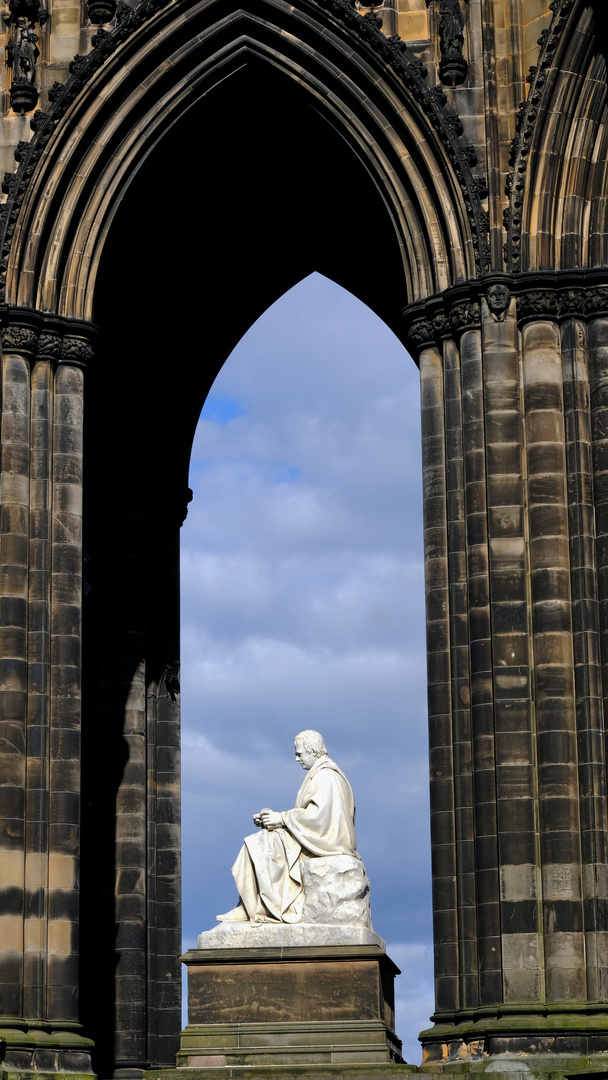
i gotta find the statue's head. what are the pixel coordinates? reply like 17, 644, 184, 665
294, 730, 327, 768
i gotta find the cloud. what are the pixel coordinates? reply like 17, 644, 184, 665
180, 271, 433, 1056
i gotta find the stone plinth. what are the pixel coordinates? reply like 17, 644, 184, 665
180, 944, 403, 1067
197, 921, 384, 949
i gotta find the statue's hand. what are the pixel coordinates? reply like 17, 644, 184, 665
253, 813, 263, 827
260, 809, 282, 830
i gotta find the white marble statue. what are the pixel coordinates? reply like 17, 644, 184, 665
216, 730, 368, 929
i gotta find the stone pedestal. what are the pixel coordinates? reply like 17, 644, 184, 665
179, 943, 403, 1068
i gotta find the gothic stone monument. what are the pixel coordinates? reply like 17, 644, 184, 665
1, 1, 608, 1079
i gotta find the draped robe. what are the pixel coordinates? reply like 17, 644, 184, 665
232, 755, 359, 923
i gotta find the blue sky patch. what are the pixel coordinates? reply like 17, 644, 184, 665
202, 394, 245, 425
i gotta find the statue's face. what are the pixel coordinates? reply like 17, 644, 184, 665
294, 741, 316, 770
487, 284, 510, 314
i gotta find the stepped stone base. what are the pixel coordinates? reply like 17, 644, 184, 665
419, 1054, 608, 1080
148, 1066, 412, 1078
179, 943, 402, 1069
179, 1019, 402, 1068
420, 1007, 608, 1062
0, 1024, 94, 1080
146, 1056, 608, 1080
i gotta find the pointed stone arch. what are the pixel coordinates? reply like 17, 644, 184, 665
505, 0, 608, 274
0, 0, 488, 322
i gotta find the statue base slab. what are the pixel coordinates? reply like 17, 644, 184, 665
198, 920, 385, 949
180, 943, 403, 1067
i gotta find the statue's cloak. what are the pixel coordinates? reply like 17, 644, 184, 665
282, 755, 359, 858
234, 756, 358, 923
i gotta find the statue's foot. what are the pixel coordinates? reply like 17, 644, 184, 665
216, 905, 249, 922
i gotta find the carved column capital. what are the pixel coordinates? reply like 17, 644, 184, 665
585, 288, 608, 318
60, 336, 94, 368
36, 330, 62, 363
517, 290, 560, 326
449, 300, 480, 335
1, 323, 38, 355
516, 283, 608, 326
405, 316, 437, 354
559, 289, 586, 319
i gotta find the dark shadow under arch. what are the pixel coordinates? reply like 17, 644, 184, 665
91, 62, 413, 499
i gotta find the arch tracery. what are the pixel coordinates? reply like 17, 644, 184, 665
0, 0, 488, 321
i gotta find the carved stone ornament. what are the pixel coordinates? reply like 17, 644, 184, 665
437, 0, 467, 87
486, 283, 511, 322
6, 16, 40, 113
432, 312, 451, 338
36, 330, 62, 361
449, 300, 480, 334
585, 288, 608, 317
518, 290, 559, 322
60, 336, 94, 366
179, 486, 194, 527
0, 0, 490, 304
504, 0, 575, 270
1, 324, 38, 353
407, 317, 435, 351
87, 0, 116, 23
2, 0, 47, 26
165, 662, 181, 702
559, 289, 586, 318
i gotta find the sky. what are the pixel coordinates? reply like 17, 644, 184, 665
179, 271, 434, 1064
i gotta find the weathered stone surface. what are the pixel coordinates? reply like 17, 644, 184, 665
301, 855, 372, 928
181, 944, 402, 1066
198, 920, 384, 950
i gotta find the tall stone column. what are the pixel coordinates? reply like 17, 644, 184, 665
520, 310, 584, 1004
23, 333, 55, 1025
47, 338, 89, 1034
564, 310, 608, 1004
420, 336, 459, 1014
0, 318, 94, 1079
410, 282, 608, 1067
586, 308, 608, 1001
482, 295, 538, 1010
459, 315, 500, 1010
0, 323, 36, 1027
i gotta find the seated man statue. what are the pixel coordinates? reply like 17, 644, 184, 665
217, 730, 360, 926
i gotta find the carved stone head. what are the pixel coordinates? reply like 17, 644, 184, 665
486, 283, 511, 321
